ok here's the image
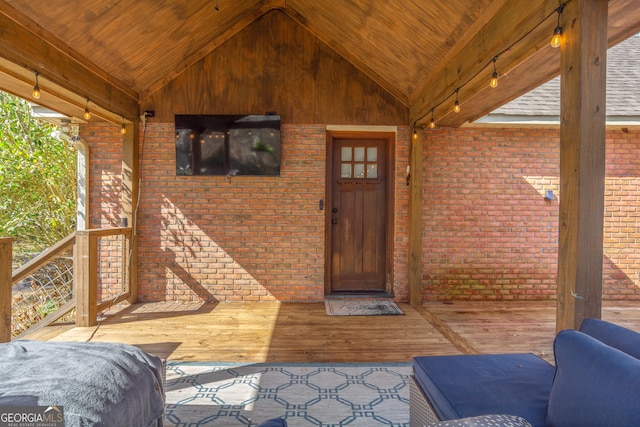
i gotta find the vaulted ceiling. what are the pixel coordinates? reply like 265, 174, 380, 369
0, 0, 638, 127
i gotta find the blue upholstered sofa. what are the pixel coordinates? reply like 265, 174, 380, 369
410, 318, 640, 427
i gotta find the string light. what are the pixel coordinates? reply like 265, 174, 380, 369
412, 127, 418, 140
550, 4, 565, 48
32, 71, 41, 99
413, 0, 572, 128
83, 98, 91, 120
120, 116, 127, 135
490, 57, 499, 88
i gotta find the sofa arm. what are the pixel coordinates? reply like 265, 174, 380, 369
426, 414, 532, 427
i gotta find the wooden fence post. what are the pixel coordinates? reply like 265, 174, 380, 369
75, 231, 97, 327
1, 237, 14, 342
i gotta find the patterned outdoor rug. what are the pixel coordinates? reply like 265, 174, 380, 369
324, 300, 404, 316
164, 362, 411, 426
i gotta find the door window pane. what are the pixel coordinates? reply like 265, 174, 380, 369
367, 164, 377, 178
341, 147, 352, 161
354, 163, 365, 178
341, 163, 352, 178
354, 147, 365, 162
367, 147, 377, 162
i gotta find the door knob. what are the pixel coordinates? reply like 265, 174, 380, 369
332, 208, 338, 213
331, 219, 338, 224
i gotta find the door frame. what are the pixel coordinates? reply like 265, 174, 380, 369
324, 128, 396, 295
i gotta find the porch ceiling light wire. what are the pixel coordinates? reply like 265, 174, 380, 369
416, 0, 570, 128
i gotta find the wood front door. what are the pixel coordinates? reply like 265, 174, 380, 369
327, 134, 390, 293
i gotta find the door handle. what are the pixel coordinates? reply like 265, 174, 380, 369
332, 208, 338, 213
331, 219, 338, 225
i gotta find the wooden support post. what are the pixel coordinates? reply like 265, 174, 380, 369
0, 237, 13, 342
75, 231, 98, 327
556, 0, 608, 332
122, 121, 139, 303
408, 129, 424, 306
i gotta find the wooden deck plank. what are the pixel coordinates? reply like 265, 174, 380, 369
44, 302, 461, 362
24, 300, 640, 364
425, 300, 640, 363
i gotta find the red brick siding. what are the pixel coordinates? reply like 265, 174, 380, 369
131, 123, 409, 302
83, 124, 123, 228
421, 127, 640, 301
604, 129, 640, 300
83, 123, 640, 302
83, 124, 128, 300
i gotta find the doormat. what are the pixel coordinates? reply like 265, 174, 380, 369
165, 362, 411, 426
324, 299, 404, 316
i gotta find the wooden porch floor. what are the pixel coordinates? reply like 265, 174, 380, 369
28, 300, 640, 364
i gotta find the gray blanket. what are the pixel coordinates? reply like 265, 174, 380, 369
0, 340, 164, 426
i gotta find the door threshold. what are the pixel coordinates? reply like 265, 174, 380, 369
325, 292, 395, 300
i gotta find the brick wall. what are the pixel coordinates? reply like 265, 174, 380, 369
83, 124, 123, 229
84, 123, 410, 302
83, 124, 127, 300
83, 123, 640, 302
420, 127, 640, 301
604, 129, 640, 300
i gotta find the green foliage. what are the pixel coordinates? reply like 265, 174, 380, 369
0, 91, 76, 251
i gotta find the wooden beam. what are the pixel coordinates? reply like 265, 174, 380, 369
0, 59, 130, 125
434, 0, 640, 127
122, 122, 139, 303
408, 130, 424, 306
410, 0, 557, 127
0, 5, 139, 119
0, 237, 13, 342
556, 0, 608, 332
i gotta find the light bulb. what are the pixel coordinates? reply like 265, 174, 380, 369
490, 71, 499, 88
83, 99, 91, 120
550, 26, 562, 48
412, 129, 418, 140
120, 124, 127, 135
429, 118, 436, 129
453, 100, 461, 113
32, 71, 41, 99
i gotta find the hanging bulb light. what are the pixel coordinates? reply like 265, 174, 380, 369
490, 57, 499, 88
429, 110, 436, 129
412, 128, 418, 140
32, 71, 41, 99
120, 116, 127, 135
83, 98, 91, 120
453, 88, 461, 113
550, 4, 565, 48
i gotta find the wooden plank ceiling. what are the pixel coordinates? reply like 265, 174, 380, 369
0, 0, 638, 126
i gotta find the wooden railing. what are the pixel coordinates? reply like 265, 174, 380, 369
0, 227, 133, 342
75, 227, 132, 327
12, 233, 76, 339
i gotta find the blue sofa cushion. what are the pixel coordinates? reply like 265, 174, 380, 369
580, 318, 640, 359
413, 354, 554, 427
256, 418, 287, 427
546, 330, 640, 426
426, 414, 533, 426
